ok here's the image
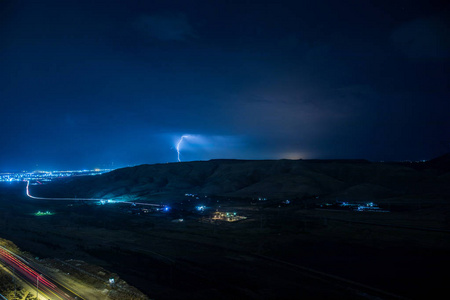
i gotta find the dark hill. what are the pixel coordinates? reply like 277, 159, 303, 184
38, 157, 450, 202
423, 152, 450, 172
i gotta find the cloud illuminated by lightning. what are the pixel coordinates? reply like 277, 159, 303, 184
172, 134, 243, 162
176, 135, 191, 162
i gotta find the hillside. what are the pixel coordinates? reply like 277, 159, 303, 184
36, 155, 450, 202
8, 155, 450, 299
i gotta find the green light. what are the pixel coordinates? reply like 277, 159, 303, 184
35, 211, 54, 216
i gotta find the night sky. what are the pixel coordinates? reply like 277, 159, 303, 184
1, 0, 449, 171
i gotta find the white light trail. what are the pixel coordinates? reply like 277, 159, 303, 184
176, 135, 190, 162
25, 180, 164, 207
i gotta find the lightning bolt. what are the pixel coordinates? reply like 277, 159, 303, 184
176, 135, 190, 162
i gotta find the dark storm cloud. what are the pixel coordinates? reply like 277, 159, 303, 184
134, 12, 197, 41
223, 83, 380, 159
0, 0, 449, 171
391, 12, 450, 59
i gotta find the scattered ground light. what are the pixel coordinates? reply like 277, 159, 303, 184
34, 211, 54, 216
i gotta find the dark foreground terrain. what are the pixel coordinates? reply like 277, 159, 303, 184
1, 157, 450, 299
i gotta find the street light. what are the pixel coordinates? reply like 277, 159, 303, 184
36, 274, 42, 300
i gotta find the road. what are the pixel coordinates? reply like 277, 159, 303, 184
26, 180, 106, 202
0, 246, 84, 300
26, 180, 164, 208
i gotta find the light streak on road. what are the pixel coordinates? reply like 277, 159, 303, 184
0, 246, 83, 300
26, 180, 109, 202
25, 180, 167, 208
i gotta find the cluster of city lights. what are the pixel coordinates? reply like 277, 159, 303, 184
0, 169, 113, 182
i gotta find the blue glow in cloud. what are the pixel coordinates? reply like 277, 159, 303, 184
175, 134, 207, 162
173, 134, 244, 162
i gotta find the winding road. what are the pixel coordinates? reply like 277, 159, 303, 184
26, 180, 164, 208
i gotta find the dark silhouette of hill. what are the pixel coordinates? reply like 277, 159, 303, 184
39, 155, 450, 202
423, 152, 450, 172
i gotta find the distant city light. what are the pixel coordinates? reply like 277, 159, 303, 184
196, 205, 205, 212
0, 168, 113, 182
